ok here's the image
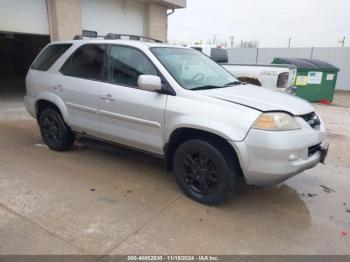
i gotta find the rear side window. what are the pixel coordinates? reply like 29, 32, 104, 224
61, 44, 106, 81
31, 44, 72, 71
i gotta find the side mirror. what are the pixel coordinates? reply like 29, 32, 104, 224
137, 75, 162, 92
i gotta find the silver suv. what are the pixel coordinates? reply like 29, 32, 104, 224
24, 35, 328, 205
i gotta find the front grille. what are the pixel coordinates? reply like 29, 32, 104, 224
300, 112, 321, 129
308, 143, 321, 157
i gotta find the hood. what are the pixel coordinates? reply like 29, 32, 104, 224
198, 84, 314, 115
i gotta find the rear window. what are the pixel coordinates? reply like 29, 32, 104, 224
31, 44, 72, 71
210, 48, 228, 63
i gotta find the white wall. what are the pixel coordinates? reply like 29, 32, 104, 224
257, 48, 312, 64
81, 0, 145, 36
312, 48, 350, 91
0, 0, 49, 35
227, 48, 258, 64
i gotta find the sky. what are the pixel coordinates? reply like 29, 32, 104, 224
168, 0, 350, 47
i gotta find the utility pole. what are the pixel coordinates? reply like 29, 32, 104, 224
288, 37, 291, 48
338, 36, 345, 48
230, 36, 234, 48
213, 35, 216, 45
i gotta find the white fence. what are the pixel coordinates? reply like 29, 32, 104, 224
227, 47, 350, 90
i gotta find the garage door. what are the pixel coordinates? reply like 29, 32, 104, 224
81, 0, 145, 37
0, 0, 49, 35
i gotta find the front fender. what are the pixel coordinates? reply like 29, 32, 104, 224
35, 91, 70, 124
165, 116, 250, 143
164, 95, 261, 143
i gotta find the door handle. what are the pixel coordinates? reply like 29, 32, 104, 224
101, 94, 115, 102
53, 84, 63, 91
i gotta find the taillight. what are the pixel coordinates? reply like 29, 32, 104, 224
277, 72, 289, 88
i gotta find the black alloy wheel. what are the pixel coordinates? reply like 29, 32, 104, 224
39, 108, 75, 151
182, 151, 221, 195
174, 139, 237, 205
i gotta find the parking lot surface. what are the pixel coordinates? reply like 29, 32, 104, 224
0, 92, 349, 255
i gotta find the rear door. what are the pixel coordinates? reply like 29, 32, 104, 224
28, 44, 72, 101
54, 44, 106, 136
99, 45, 167, 154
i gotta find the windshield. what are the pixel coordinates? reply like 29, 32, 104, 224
151, 47, 239, 90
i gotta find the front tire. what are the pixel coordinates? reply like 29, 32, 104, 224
38, 108, 75, 151
173, 139, 237, 205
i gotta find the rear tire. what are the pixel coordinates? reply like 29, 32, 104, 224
38, 108, 75, 151
173, 139, 238, 205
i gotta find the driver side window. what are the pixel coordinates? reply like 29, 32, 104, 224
107, 46, 158, 87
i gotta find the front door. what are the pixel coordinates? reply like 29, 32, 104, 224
100, 45, 167, 154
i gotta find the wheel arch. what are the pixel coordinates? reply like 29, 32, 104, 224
164, 127, 242, 176
35, 92, 69, 123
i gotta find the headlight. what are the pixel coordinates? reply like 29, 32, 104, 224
253, 112, 301, 131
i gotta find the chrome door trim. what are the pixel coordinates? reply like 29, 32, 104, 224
100, 110, 161, 128
66, 102, 98, 114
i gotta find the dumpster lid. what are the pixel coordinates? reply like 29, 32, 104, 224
273, 57, 339, 71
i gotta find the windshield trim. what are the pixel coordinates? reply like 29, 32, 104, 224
149, 46, 238, 91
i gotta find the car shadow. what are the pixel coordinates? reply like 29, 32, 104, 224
76, 135, 312, 228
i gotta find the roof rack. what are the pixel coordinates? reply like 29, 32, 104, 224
104, 33, 163, 43
73, 30, 163, 43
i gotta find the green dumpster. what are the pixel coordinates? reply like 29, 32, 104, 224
272, 58, 340, 103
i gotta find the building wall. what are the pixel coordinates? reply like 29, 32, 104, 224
81, 0, 145, 36
0, 0, 185, 44
46, 0, 185, 42
48, 0, 82, 41
162, 0, 186, 7
227, 47, 350, 90
144, 3, 168, 42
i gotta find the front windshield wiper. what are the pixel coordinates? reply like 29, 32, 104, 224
223, 81, 242, 87
191, 81, 242, 91
191, 85, 224, 91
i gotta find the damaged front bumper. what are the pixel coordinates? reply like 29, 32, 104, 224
230, 121, 327, 186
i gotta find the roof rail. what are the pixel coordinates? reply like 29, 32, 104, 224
104, 33, 162, 43
73, 30, 163, 43
74, 30, 103, 40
